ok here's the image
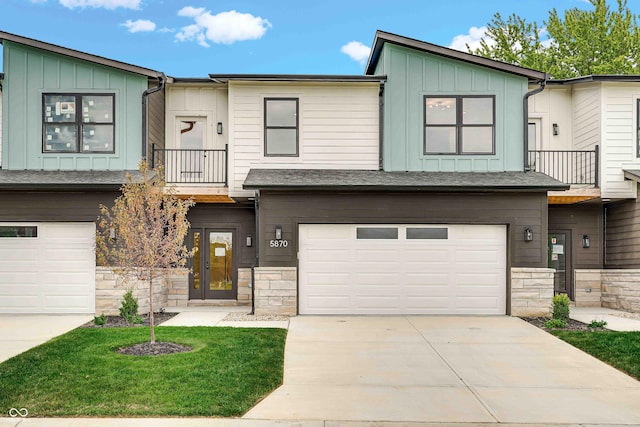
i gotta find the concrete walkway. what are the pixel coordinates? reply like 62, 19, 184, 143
571, 306, 640, 331
0, 314, 92, 363
244, 316, 640, 424
161, 307, 289, 329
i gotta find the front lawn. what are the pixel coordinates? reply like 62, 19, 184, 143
0, 327, 286, 417
552, 331, 640, 381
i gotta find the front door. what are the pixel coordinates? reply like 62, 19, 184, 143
548, 231, 573, 300
189, 228, 236, 300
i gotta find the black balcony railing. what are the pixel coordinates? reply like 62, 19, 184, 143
151, 144, 228, 185
527, 145, 599, 186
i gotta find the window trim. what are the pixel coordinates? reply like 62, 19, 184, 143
423, 95, 496, 155
42, 93, 116, 154
264, 97, 299, 157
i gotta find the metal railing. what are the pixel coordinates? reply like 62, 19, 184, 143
527, 145, 599, 186
151, 144, 228, 185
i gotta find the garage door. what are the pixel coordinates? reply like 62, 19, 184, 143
299, 224, 506, 315
0, 223, 96, 314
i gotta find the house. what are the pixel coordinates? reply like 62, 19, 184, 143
529, 75, 640, 313
0, 31, 165, 314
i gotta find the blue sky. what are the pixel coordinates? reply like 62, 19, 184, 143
1, 0, 638, 77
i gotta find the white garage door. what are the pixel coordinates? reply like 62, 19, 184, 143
0, 223, 96, 314
299, 224, 506, 315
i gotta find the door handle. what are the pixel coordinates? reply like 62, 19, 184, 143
205, 263, 209, 269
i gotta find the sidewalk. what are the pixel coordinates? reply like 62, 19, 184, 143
571, 306, 640, 331
161, 306, 289, 329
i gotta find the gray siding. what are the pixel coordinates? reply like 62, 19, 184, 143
548, 204, 604, 269
0, 191, 119, 221
605, 184, 640, 267
258, 191, 548, 268
147, 82, 165, 156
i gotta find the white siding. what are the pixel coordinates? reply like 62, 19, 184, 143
601, 83, 640, 199
528, 87, 573, 150
228, 82, 380, 197
573, 85, 601, 151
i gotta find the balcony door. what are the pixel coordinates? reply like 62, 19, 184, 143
188, 228, 236, 300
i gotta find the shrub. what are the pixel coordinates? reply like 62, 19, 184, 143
588, 319, 608, 329
119, 290, 139, 325
545, 318, 567, 329
93, 313, 106, 326
552, 293, 570, 321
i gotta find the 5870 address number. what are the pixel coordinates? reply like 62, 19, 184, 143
269, 239, 289, 248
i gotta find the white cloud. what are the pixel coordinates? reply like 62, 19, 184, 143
121, 19, 156, 33
30, 0, 48, 4
158, 27, 175, 33
176, 7, 271, 46
59, 0, 140, 10
448, 26, 492, 52
340, 41, 371, 66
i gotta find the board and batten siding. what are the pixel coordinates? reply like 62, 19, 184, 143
599, 82, 640, 199
2, 41, 147, 171
606, 184, 640, 267
528, 87, 573, 150
228, 82, 380, 198
375, 44, 528, 172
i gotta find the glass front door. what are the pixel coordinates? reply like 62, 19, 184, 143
548, 231, 572, 299
189, 228, 236, 300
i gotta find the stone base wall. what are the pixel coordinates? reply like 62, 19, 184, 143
574, 269, 603, 307
237, 268, 252, 306
601, 270, 640, 313
511, 268, 555, 317
95, 267, 187, 315
254, 267, 296, 316
165, 273, 189, 308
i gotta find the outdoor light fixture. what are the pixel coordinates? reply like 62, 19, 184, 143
275, 226, 283, 240
582, 234, 590, 248
217, 122, 223, 134
246, 235, 253, 247
553, 123, 559, 136
109, 228, 116, 240
524, 226, 533, 242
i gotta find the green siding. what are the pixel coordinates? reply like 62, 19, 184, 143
2, 41, 146, 170
380, 44, 528, 172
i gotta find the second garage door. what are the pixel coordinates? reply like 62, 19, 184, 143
299, 224, 506, 315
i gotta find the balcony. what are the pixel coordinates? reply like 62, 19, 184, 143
527, 146, 599, 186
151, 144, 228, 185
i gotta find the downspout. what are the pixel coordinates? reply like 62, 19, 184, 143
378, 81, 385, 170
142, 72, 166, 161
250, 190, 260, 315
523, 75, 547, 171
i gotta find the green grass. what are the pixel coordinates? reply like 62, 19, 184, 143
552, 331, 640, 381
0, 327, 287, 417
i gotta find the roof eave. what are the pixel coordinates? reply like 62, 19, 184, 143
208, 74, 387, 83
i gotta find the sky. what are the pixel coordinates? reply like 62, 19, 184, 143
2, 0, 640, 77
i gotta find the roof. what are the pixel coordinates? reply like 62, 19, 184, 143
547, 75, 640, 85
623, 169, 640, 183
243, 169, 569, 192
0, 170, 142, 190
208, 74, 386, 83
365, 30, 547, 81
0, 31, 162, 79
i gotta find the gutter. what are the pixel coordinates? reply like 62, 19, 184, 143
378, 81, 385, 170
142, 73, 166, 160
523, 76, 547, 171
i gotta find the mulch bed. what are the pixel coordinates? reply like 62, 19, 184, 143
522, 317, 609, 331
82, 312, 177, 328
118, 341, 192, 356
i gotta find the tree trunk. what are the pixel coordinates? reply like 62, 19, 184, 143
149, 273, 155, 344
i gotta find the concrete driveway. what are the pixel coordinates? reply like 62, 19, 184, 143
244, 316, 640, 424
0, 314, 92, 363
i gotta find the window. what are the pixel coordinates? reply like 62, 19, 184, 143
0, 226, 37, 238
265, 98, 298, 156
356, 227, 398, 239
424, 95, 495, 155
406, 227, 448, 239
43, 94, 115, 153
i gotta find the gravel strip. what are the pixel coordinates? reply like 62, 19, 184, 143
610, 311, 640, 320
222, 312, 290, 322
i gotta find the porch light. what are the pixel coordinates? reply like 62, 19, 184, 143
524, 226, 533, 242
582, 234, 590, 248
275, 226, 283, 240
109, 228, 116, 240
246, 235, 253, 247
553, 123, 559, 136
217, 122, 223, 134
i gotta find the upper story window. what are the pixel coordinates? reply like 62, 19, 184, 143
264, 98, 298, 156
43, 94, 115, 153
424, 95, 495, 155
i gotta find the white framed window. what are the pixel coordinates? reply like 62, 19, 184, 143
264, 98, 298, 156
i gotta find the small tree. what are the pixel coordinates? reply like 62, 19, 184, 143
96, 161, 193, 343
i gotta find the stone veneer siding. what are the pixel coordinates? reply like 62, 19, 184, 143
510, 268, 555, 317
254, 267, 296, 316
601, 270, 640, 313
237, 268, 252, 306
574, 269, 603, 307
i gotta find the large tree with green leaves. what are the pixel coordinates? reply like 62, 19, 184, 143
470, 0, 640, 78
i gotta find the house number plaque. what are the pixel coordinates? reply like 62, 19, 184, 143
269, 240, 289, 248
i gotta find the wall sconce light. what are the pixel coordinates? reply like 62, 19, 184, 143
582, 234, 590, 248
553, 123, 559, 136
524, 226, 533, 242
275, 225, 282, 240
217, 122, 223, 134
246, 235, 252, 247
109, 228, 116, 240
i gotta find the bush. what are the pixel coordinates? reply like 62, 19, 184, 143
588, 319, 608, 329
552, 293, 570, 321
545, 318, 567, 329
93, 313, 106, 326
119, 290, 139, 325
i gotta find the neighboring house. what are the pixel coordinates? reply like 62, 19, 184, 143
0, 31, 165, 314
529, 76, 640, 312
